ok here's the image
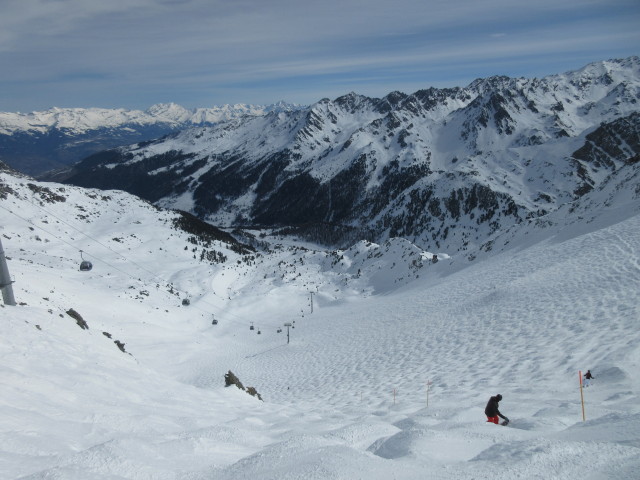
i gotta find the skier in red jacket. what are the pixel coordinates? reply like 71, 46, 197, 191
485, 394, 509, 425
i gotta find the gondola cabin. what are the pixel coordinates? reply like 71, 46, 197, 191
79, 260, 93, 271
79, 251, 92, 271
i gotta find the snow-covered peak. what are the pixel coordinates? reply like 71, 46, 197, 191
0, 106, 148, 135
266, 100, 303, 111
0, 101, 307, 136
566, 56, 640, 85
145, 103, 194, 122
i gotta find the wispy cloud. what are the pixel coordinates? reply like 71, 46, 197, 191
0, 0, 638, 110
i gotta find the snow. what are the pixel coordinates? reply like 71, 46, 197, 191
1, 168, 639, 479
0, 102, 305, 136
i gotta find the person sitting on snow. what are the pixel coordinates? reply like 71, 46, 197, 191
485, 394, 509, 425
583, 370, 594, 387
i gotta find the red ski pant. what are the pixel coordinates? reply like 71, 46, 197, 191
486, 416, 499, 424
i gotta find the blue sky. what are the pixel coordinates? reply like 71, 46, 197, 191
1, 0, 638, 112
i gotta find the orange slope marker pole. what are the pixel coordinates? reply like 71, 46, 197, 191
579, 370, 586, 422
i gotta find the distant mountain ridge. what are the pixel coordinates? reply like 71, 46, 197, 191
0, 101, 304, 135
0, 101, 304, 175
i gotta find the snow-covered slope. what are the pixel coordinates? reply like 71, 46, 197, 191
62, 57, 640, 256
1, 152, 639, 479
0, 102, 304, 176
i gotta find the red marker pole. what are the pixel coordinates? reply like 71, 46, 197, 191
579, 370, 586, 422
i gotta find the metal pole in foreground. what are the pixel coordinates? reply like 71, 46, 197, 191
0, 237, 16, 306
579, 370, 586, 422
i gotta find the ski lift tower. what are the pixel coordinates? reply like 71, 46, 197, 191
0, 237, 16, 306
284, 322, 293, 344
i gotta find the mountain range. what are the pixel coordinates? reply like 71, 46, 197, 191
56, 56, 640, 256
0, 101, 303, 175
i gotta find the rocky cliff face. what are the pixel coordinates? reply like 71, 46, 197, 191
62, 57, 640, 253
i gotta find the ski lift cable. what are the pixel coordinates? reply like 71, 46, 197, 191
6, 192, 295, 329
2, 203, 252, 327
16, 196, 225, 300
0, 203, 258, 329
23, 196, 174, 285
185, 296, 293, 329
186, 294, 270, 327
0, 204, 148, 280
21, 195, 255, 323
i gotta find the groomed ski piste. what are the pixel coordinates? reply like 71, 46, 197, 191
1, 168, 639, 479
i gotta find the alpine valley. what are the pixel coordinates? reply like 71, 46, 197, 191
54, 57, 640, 256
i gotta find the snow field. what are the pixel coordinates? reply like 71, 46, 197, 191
193, 214, 639, 479
1, 169, 639, 478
